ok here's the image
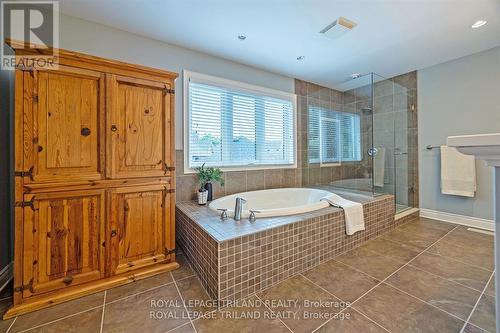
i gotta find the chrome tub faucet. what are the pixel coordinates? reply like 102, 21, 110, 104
234, 197, 246, 221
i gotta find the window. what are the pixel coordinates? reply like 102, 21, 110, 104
184, 71, 296, 172
308, 105, 361, 165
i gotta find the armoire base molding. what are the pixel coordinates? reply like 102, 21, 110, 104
4, 259, 179, 319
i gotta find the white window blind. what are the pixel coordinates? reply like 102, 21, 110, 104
308, 106, 361, 164
185, 72, 296, 170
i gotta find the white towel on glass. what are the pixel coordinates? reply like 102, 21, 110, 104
440, 145, 476, 197
373, 147, 386, 188
321, 193, 365, 235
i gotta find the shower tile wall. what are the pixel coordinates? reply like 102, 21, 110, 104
395, 72, 419, 208
175, 151, 302, 201
295, 80, 368, 187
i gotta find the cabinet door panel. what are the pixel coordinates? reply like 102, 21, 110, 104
109, 185, 173, 275
22, 190, 105, 297
108, 75, 174, 178
25, 66, 105, 183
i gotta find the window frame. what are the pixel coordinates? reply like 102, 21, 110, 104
308, 106, 363, 166
183, 70, 297, 174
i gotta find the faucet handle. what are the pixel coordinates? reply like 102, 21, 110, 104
249, 209, 261, 222
217, 208, 228, 220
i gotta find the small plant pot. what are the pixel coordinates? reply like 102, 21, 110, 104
197, 189, 208, 205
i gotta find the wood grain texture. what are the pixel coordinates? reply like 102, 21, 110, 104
109, 185, 169, 276
10, 44, 178, 317
109, 75, 173, 178
22, 190, 105, 297
27, 66, 104, 182
13, 62, 25, 306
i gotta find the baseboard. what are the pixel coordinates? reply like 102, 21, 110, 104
395, 207, 420, 221
420, 208, 494, 231
0, 262, 13, 295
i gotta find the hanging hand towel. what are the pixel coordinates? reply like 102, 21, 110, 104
441, 145, 476, 197
321, 193, 365, 235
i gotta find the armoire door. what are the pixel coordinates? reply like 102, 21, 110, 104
107, 75, 174, 179
24, 65, 105, 183
21, 190, 105, 297
108, 185, 173, 276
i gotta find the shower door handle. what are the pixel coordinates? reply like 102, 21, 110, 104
368, 148, 378, 156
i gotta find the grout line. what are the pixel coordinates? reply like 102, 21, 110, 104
405, 262, 488, 294
15, 304, 105, 333
314, 225, 459, 332
189, 321, 198, 333
254, 294, 294, 333
299, 273, 345, 304
421, 251, 495, 273
331, 256, 476, 321
460, 270, 495, 333
170, 272, 198, 333
299, 274, 391, 333
380, 233, 494, 273
337, 246, 489, 297
350, 307, 392, 333
382, 281, 468, 323
165, 322, 195, 333
5, 316, 17, 333
354, 226, 458, 303
99, 290, 107, 333
105, 273, 196, 306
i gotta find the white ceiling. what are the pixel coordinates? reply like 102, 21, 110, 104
59, 0, 500, 89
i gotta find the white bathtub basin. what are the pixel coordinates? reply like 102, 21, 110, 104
208, 188, 333, 218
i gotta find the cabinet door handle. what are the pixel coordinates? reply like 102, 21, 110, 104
62, 275, 73, 285
81, 127, 91, 136
111, 125, 118, 132
110, 230, 117, 237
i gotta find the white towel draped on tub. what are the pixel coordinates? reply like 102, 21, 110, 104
321, 193, 365, 235
441, 145, 477, 197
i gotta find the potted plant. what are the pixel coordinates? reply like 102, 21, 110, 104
195, 163, 224, 205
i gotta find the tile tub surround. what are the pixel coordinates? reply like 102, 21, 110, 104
176, 193, 397, 303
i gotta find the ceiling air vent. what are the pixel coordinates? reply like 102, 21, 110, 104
320, 16, 357, 39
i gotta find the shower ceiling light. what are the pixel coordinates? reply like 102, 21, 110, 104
238, 34, 247, 40
296, 56, 305, 61
471, 20, 487, 28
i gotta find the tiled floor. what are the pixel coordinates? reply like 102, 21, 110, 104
0, 217, 495, 333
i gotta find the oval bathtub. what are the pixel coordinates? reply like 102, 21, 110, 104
208, 188, 333, 218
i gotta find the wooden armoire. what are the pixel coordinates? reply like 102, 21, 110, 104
5, 40, 178, 318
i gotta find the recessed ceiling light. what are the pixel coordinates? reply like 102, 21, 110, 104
351, 73, 361, 79
296, 56, 305, 61
471, 20, 487, 29
237, 35, 247, 40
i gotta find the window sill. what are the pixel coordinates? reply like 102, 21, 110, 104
182, 163, 297, 174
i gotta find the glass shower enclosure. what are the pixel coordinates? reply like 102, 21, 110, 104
309, 73, 413, 214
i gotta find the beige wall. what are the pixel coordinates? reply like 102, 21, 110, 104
58, 14, 295, 150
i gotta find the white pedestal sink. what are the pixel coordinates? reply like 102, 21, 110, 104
447, 133, 500, 329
